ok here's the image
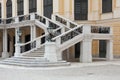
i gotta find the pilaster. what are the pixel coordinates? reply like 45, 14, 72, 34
24, 0, 29, 15
106, 40, 113, 61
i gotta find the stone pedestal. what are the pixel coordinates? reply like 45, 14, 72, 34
14, 44, 21, 57
80, 39, 92, 63
2, 52, 9, 58
45, 42, 58, 62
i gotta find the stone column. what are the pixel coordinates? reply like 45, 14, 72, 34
80, 38, 92, 63
106, 40, 113, 61
2, 29, 9, 58
30, 25, 36, 41
80, 25, 92, 63
24, 0, 29, 15
14, 28, 21, 57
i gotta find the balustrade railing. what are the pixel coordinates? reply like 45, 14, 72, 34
53, 14, 78, 28
18, 14, 30, 22
35, 13, 60, 29
61, 26, 83, 44
52, 25, 83, 44
19, 26, 63, 53
19, 35, 46, 53
91, 26, 110, 34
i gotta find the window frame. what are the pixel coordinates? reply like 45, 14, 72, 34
17, 0, 24, 15
74, 0, 88, 20
29, 0, 37, 13
6, 0, 12, 18
102, 0, 112, 13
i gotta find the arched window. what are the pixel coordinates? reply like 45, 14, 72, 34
17, 0, 24, 15
43, 0, 53, 18
6, 0, 12, 18
29, 0, 37, 13
0, 3, 1, 18
74, 0, 88, 20
102, 0, 112, 13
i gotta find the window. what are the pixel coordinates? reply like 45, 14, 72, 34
29, 0, 37, 13
0, 3, 1, 18
43, 0, 53, 18
102, 0, 112, 13
17, 0, 24, 15
6, 0, 12, 18
74, 0, 88, 20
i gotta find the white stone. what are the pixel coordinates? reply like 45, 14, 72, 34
44, 42, 58, 62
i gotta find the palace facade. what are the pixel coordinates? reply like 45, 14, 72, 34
0, 0, 119, 64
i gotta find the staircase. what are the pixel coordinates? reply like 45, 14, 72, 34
0, 13, 113, 67
0, 57, 70, 67
22, 47, 45, 57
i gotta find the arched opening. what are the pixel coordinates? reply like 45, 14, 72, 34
6, 0, 12, 18
17, 0, 24, 15
29, 0, 37, 13
43, 0, 53, 18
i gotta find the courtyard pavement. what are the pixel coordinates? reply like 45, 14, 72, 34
0, 59, 120, 80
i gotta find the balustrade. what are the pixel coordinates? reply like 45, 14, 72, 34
61, 26, 83, 44
91, 26, 110, 34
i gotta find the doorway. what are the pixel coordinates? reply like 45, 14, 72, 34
25, 34, 30, 51
75, 42, 81, 58
99, 40, 107, 58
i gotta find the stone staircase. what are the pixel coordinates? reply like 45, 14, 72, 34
22, 47, 45, 57
0, 57, 70, 67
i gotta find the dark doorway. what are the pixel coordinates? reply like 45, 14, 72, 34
75, 42, 80, 58
99, 40, 107, 58
41, 33, 45, 44
7, 34, 10, 52
43, 0, 53, 18
13, 36, 15, 56
25, 34, 30, 51
74, 0, 88, 20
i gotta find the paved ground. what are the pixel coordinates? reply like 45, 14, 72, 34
0, 60, 120, 80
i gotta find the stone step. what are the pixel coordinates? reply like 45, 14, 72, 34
0, 61, 70, 67
32, 51, 44, 53
4, 57, 48, 62
23, 55, 44, 57
0, 57, 70, 67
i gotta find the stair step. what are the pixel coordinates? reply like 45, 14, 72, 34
0, 57, 70, 67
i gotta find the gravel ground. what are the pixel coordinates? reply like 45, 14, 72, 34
0, 60, 120, 80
